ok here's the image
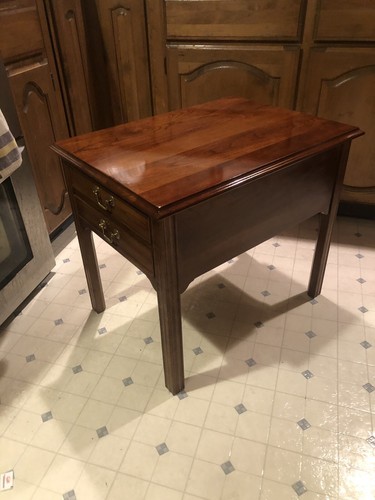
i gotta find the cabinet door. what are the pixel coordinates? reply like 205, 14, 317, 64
166, 44, 300, 110
300, 48, 375, 206
95, 0, 152, 124
9, 61, 72, 234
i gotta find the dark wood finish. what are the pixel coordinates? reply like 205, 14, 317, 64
167, 44, 300, 110
299, 47, 375, 207
0, 0, 43, 63
44, 0, 93, 135
8, 61, 71, 233
95, 0, 152, 124
147, 0, 375, 212
52, 98, 362, 394
314, 0, 375, 41
1, 0, 73, 234
165, 0, 306, 41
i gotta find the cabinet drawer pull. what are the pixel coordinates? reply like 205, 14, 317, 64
98, 219, 120, 245
93, 186, 115, 212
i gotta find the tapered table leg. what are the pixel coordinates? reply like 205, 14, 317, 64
154, 217, 184, 395
308, 142, 351, 298
75, 221, 106, 313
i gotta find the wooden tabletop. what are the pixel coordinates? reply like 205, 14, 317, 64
53, 97, 362, 217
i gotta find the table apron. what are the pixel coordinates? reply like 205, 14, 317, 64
175, 146, 342, 291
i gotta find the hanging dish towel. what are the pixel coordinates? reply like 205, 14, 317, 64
0, 107, 22, 181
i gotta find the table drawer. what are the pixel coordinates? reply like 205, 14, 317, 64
75, 196, 154, 276
70, 168, 151, 243
165, 0, 305, 41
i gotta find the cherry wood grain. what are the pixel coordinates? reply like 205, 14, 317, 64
53, 97, 363, 394
53, 97, 361, 218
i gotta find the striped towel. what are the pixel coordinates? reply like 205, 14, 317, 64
0, 108, 22, 179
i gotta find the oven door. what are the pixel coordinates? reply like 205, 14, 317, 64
0, 177, 33, 288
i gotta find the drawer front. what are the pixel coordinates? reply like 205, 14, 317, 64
165, 0, 305, 41
0, 2, 44, 63
75, 197, 154, 276
70, 168, 151, 243
315, 1, 375, 41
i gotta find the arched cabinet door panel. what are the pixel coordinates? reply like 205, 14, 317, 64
166, 44, 300, 111
9, 61, 71, 233
300, 48, 375, 205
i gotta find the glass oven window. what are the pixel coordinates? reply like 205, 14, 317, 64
0, 177, 33, 288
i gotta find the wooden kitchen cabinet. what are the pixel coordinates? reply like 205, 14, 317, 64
297, 0, 375, 211
300, 48, 375, 207
8, 61, 72, 232
95, 0, 152, 124
0, 0, 72, 234
147, 0, 305, 114
146, 0, 375, 213
166, 44, 300, 110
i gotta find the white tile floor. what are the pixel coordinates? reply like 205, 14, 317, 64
0, 215, 374, 500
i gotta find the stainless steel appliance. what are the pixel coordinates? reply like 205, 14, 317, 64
0, 60, 55, 325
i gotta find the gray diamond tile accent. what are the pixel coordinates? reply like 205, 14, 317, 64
355, 253, 364, 259
206, 312, 216, 319
78, 289, 87, 295
221, 461, 235, 475
193, 347, 203, 355
99, 263, 106, 269
358, 306, 368, 313
98, 327, 107, 335
297, 418, 311, 430
305, 330, 316, 339
357, 278, 366, 284
63, 258, 70, 263
273, 242, 280, 247
26, 354, 36, 363
156, 442, 169, 455
268, 265, 276, 270
363, 383, 375, 393
41, 411, 53, 422
235, 403, 247, 414
292, 480, 307, 496
261, 290, 271, 297
144, 336, 154, 345
245, 358, 256, 368
360, 340, 372, 349
63, 491, 76, 500
217, 283, 226, 289
177, 390, 188, 400
302, 370, 314, 379
119, 295, 127, 302
136, 270, 143, 275
72, 365, 82, 374
96, 426, 108, 438
227, 259, 235, 264
54, 318, 63, 326
254, 321, 264, 328
309, 299, 318, 305
123, 377, 134, 387
367, 436, 375, 448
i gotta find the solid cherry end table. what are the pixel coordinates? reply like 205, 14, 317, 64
52, 97, 363, 395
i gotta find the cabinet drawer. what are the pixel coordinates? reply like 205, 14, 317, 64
315, 1, 375, 41
165, 0, 305, 41
0, 3, 44, 63
70, 168, 151, 243
75, 197, 154, 275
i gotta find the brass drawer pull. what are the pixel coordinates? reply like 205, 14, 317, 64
93, 186, 115, 212
98, 219, 120, 245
